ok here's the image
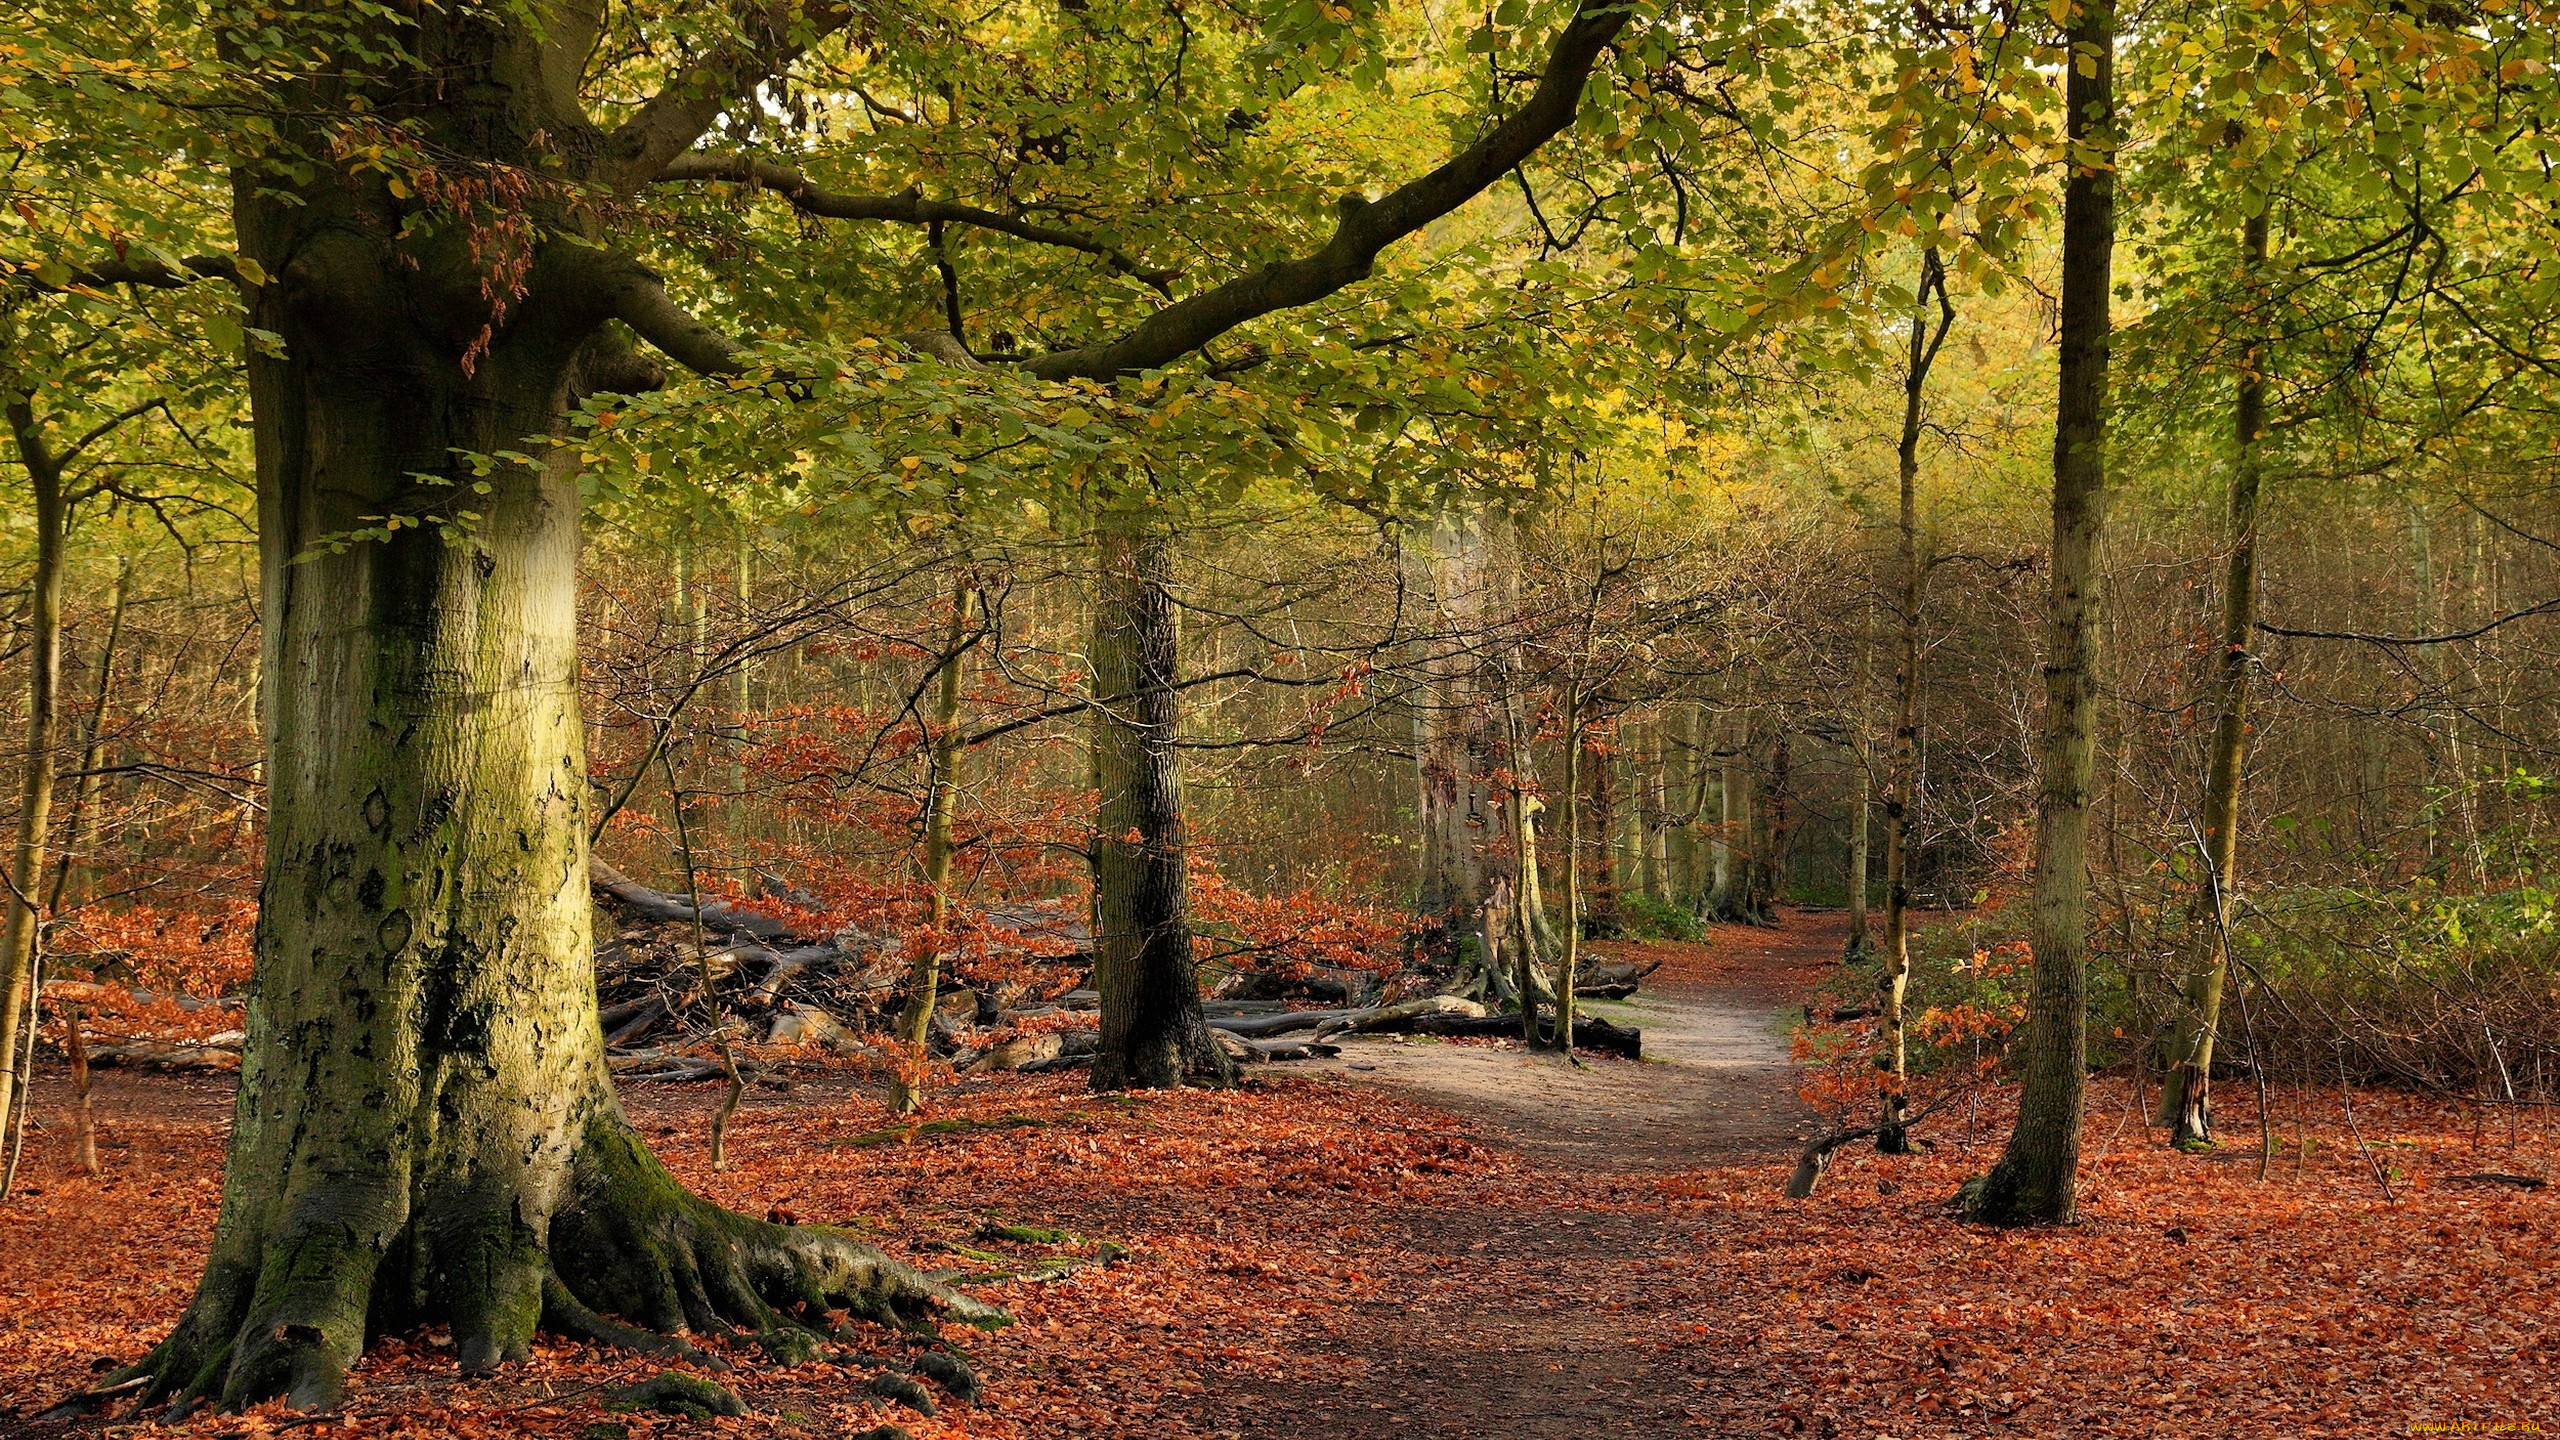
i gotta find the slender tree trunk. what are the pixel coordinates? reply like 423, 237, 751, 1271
1639, 719, 1670, 904
1966, 0, 2115, 1226
1514, 799, 1547, 1043
1751, 732, 1794, 921
2158, 210, 2269, 1147
1845, 623, 1874, 959
49, 557, 128, 915
1670, 703, 1707, 908
49, 561, 127, 1179
1409, 507, 1493, 959
1711, 710, 1751, 921
1880, 246, 1951, 1153
0, 395, 67, 1161
730, 530, 754, 812
1580, 718, 1622, 938
1555, 696, 1585, 1047
892, 581, 978, 1115
1090, 517, 1228, 1090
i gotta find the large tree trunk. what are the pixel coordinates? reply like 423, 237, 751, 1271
1089, 517, 1229, 1091
117, 65, 988, 1411
1637, 718, 1670, 904
1966, 0, 2116, 1226
2157, 210, 2269, 1147
0, 395, 66, 1153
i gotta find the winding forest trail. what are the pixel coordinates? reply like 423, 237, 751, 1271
1197, 910, 1845, 1440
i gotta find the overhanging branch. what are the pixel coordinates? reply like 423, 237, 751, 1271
658, 153, 1177, 291
604, 267, 748, 377
1017, 0, 1633, 382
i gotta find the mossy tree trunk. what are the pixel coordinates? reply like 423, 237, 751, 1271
2157, 210, 2269, 1148
0, 392, 67, 1154
108, 14, 994, 1410
1089, 516, 1230, 1090
1966, 0, 2116, 1226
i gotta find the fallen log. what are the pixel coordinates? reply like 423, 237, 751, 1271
85, 1040, 241, 1072
591, 857, 792, 939
1404, 1012, 1642, 1061
1580, 957, 1662, 990
745, 943, 840, 1006
1312, 994, 1488, 1040
1206, 1008, 1358, 1039
1247, 1038, 1342, 1063
1211, 1029, 1345, 1065
966, 1028, 1099, 1074
602, 997, 667, 1048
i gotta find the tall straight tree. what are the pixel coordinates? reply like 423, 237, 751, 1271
1965, 0, 2118, 1225
1878, 247, 1953, 1155
1089, 512, 1230, 1088
2156, 208, 2270, 1147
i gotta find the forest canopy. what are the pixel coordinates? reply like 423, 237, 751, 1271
1, 0, 2556, 1430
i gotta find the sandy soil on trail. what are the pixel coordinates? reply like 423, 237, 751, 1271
1197, 913, 1842, 1440
1303, 930, 1827, 1168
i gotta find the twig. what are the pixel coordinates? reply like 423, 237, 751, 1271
661, 747, 744, 1170
2339, 1051, 2397, 1201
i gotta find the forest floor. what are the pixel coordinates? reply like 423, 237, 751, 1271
3, 909, 2554, 1439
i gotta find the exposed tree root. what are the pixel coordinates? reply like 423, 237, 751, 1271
82, 1112, 1003, 1418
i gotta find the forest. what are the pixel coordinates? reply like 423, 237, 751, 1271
0, 0, 2554, 1433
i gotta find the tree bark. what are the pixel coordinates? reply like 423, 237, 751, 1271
0, 393, 67, 1157
1089, 515, 1229, 1090
1709, 709, 1752, 921
1579, 717, 1623, 939
1749, 731, 1794, 921
1409, 507, 1495, 960
114, 39, 994, 1404
892, 581, 979, 1114
1554, 693, 1586, 1046
1880, 247, 1952, 1154
1966, 0, 2116, 1227
1845, 625, 1874, 961
2157, 209, 2268, 1147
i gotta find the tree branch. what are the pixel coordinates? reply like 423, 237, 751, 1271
6, 253, 240, 294
657, 153, 1177, 290
1017, 0, 1632, 382
602, 1, 858, 191
603, 267, 748, 377
2256, 596, 2560, 647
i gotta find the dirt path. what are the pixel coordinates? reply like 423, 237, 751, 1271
1200, 910, 1844, 1440
1302, 918, 1833, 1170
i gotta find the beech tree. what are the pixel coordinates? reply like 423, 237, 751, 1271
6, 0, 1646, 1406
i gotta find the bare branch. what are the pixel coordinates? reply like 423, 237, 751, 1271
2257, 596, 2560, 648
658, 152, 1176, 290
